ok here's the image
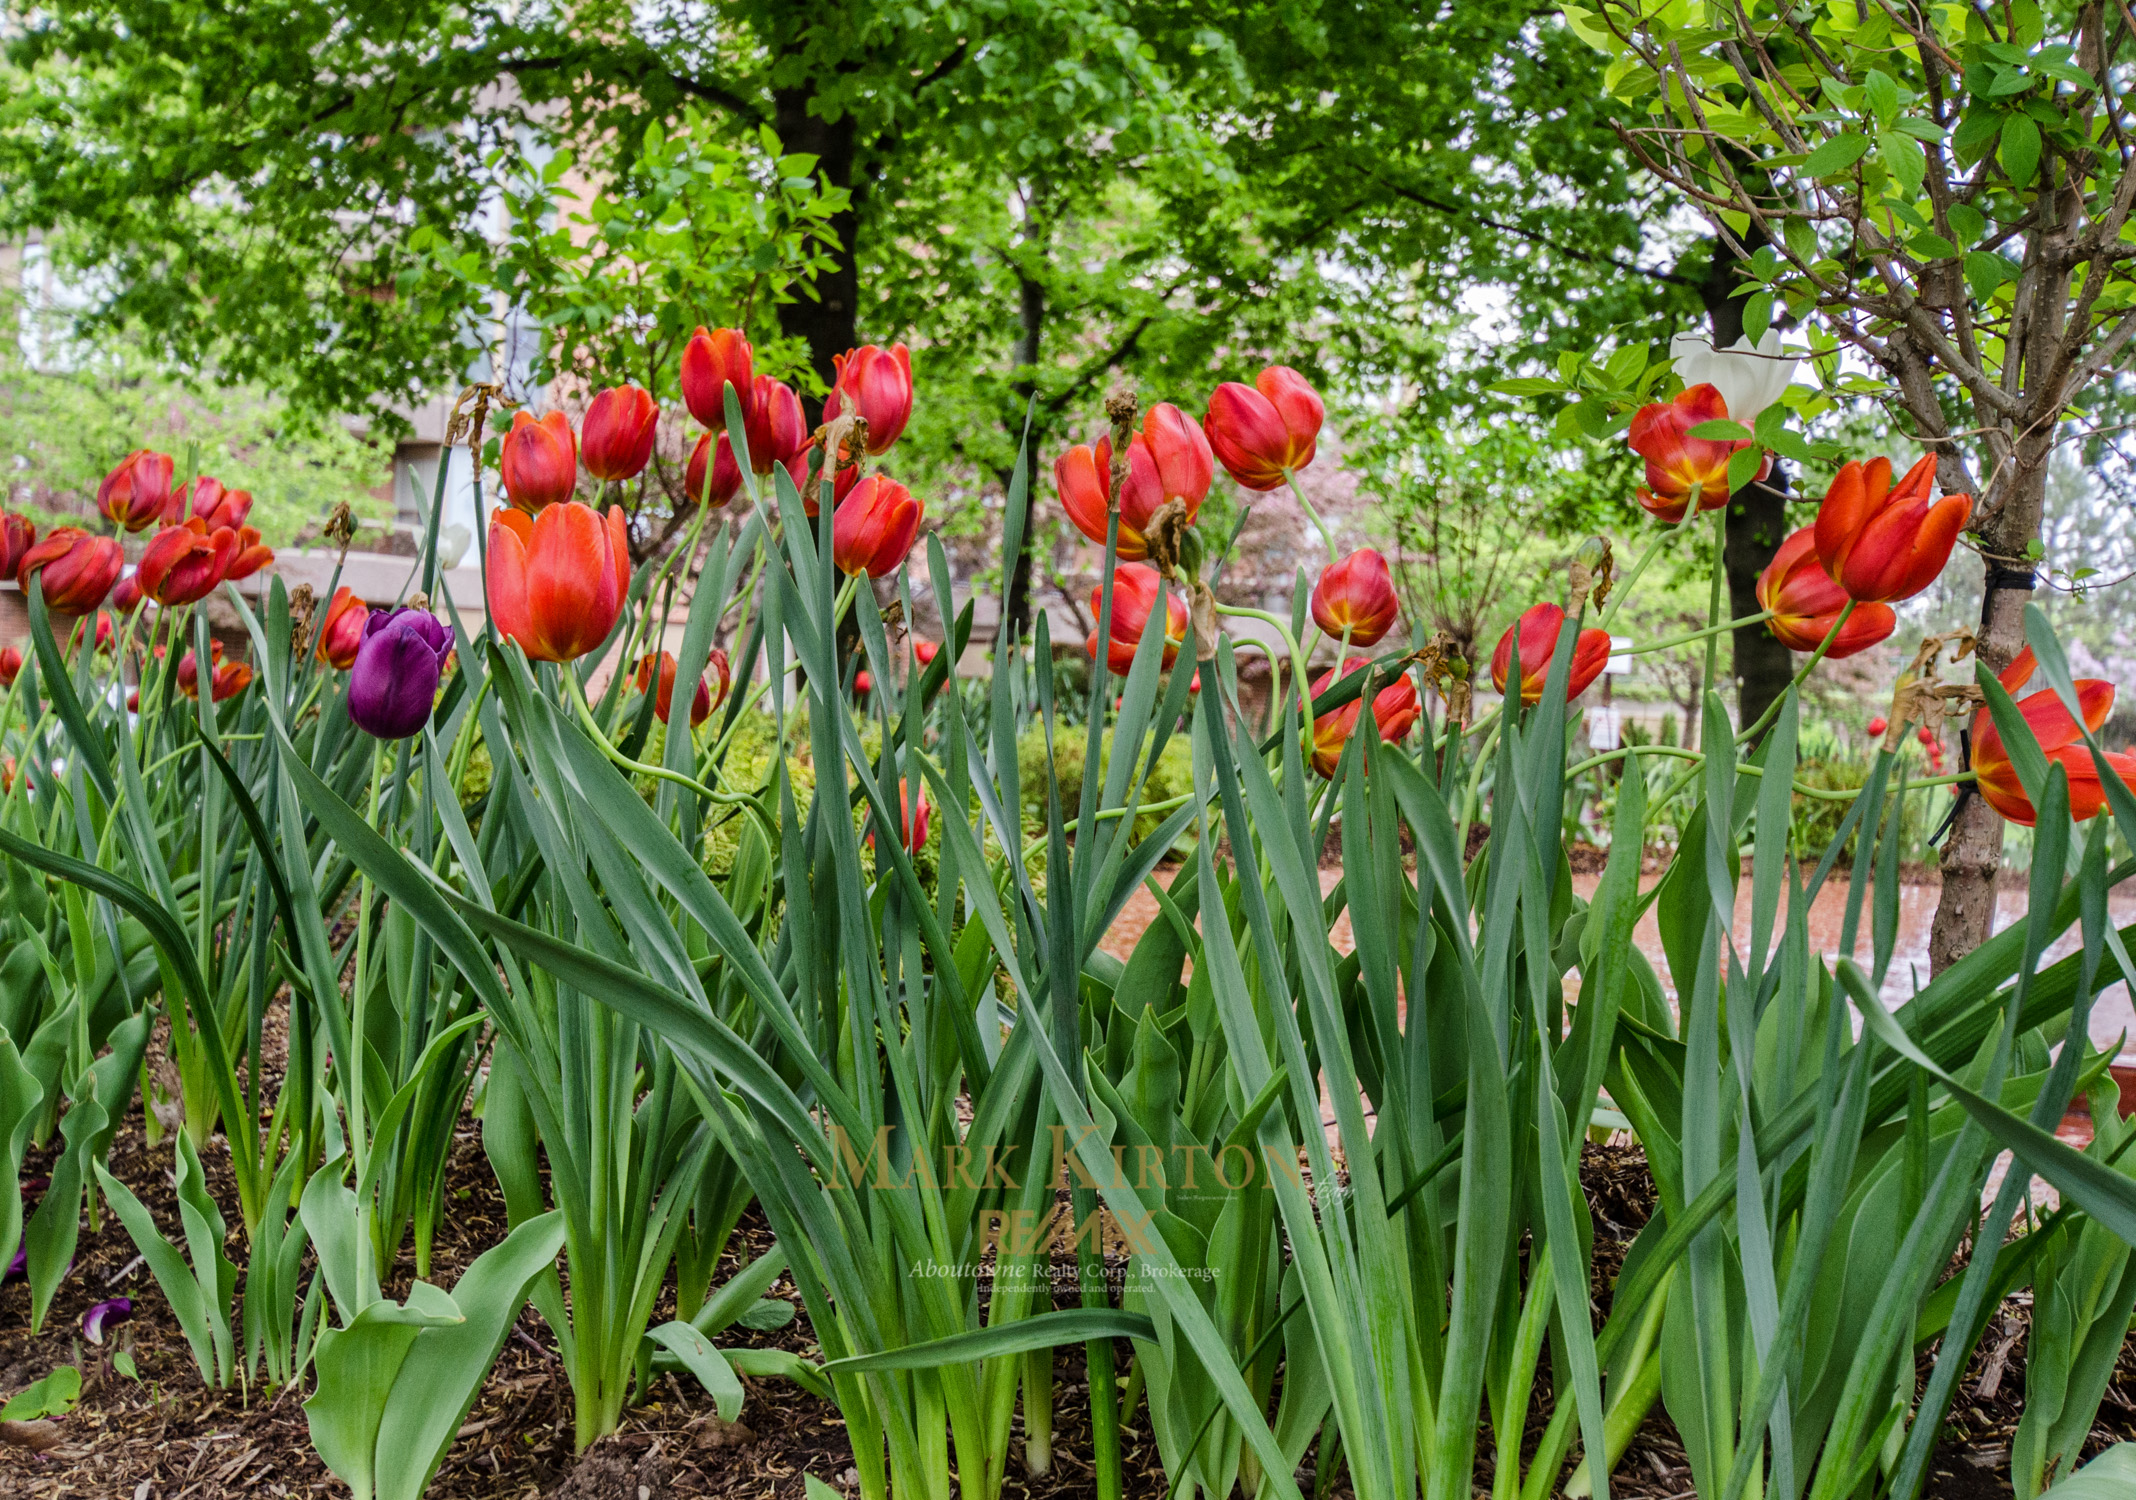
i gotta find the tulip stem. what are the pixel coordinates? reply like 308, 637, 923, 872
1594, 510, 1701, 636
1734, 600, 1855, 748
1213, 603, 1315, 740
349, 738, 385, 1313
1284, 468, 1341, 570
1700, 507, 1727, 699
1623, 610, 1775, 656
561, 668, 725, 804
1563, 742, 1975, 800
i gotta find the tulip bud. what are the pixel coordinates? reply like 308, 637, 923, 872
0, 511, 37, 578
680, 326, 754, 432
97, 450, 177, 532
1203, 366, 1324, 490
0, 647, 20, 689
1310, 549, 1399, 648
825, 344, 914, 455
315, 586, 368, 669
501, 409, 580, 512
581, 386, 660, 482
347, 608, 450, 738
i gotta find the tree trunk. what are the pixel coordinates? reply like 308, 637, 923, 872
1002, 264, 1046, 644
773, 86, 859, 419
1699, 239, 1795, 732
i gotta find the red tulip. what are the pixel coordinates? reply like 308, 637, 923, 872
224, 526, 274, 582
1204, 366, 1324, 490
1310, 549, 1399, 647
315, 586, 368, 669
833, 476, 923, 578
884, 779, 930, 853
1812, 454, 1971, 605
708, 647, 732, 714
825, 344, 914, 455
1972, 648, 2136, 826
93, 612, 116, 653
486, 501, 631, 663
635, 651, 713, 728
1490, 603, 1611, 705
913, 640, 940, 667
1866, 716, 1889, 739
1629, 384, 1747, 522
1055, 435, 1164, 560
680, 326, 754, 432
111, 572, 145, 614
19, 528, 123, 613
1309, 657, 1421, 777
1141, 402, 1214, 512
0, 647, 19, 688
684, 433, 745, 512
0, 512, 37, 578
1754, 527, 1896, 658
581, 386, 660, 482
756, 378, 810, 475
97, 450, 177, 532
1086, 562, 1188, 673
190, 478, 254, 533
176, 641, 223, 697
854, 669, 874, 695
136, 518, 239, 607
500, 410, 579, 513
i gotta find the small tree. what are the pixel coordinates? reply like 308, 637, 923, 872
1573, 0, 2136, 967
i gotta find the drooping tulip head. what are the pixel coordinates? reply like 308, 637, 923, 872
136, 518, 239, 607
1310, 549, 1399, 648
581, 386, 660, 482
315, 586, 368, 669
825, 344, 914, 455
1812, 454, 1972, 605
1629, 384, 1747, 522
485, 501, 632, 663
1204, 366, 1324, 491
97, 450, 178, 532
1141, 402, 1214, 513
1308, 657, 1422, 777
1754, 527, 1897, 658
347, 608, 451, 739
500, 409, 580, 513
1490, 602, 1611, 705
680, 326, 753, 432
1972, 648, 2136, 826
190, 478, 254, 533
20, 528, 124, 613
1056, 435, 1164, 560
833, 477, 924, 578
1086, 562, 1188, 673
0, 512, 34, 578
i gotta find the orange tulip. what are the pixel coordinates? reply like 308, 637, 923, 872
501, 410, 579, 512
1055, 435, 1163, 559
1812, 454, 1971, 605
224, 526, 274, 582
1310, 549, 1399, 647
582, 386, 660, 482
1204, 366, 1324, 491
1754, 527, 1896, 658
825, 344, 914, 455
136, 518, 239, 607
1086, 562, 1187, 673
97, 450, 177, 532
1972, 647, 2136, 826
19, 528, 123, 613
0, 512, 34, 578
315, 586, 368, 669
1490, 603, 1610, 705
873, 778, 930, 854
1629, 384, 1749, 522
680, 326, 754, 432
1309, 657, 1421, 777
707, 647, 732, 714
190, 478, 254, 533
634, 650, 712, 728
485, 501, 631, 663
832, 477, 923, 578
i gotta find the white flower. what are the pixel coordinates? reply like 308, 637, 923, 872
1668, 329, 1800, 425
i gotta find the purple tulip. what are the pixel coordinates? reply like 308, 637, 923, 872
81, 1296, 132, 1343
3, 1241, 23, 1283
346, 608, 451, 740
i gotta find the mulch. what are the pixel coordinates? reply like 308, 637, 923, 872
2, 1102, 2132, 1498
